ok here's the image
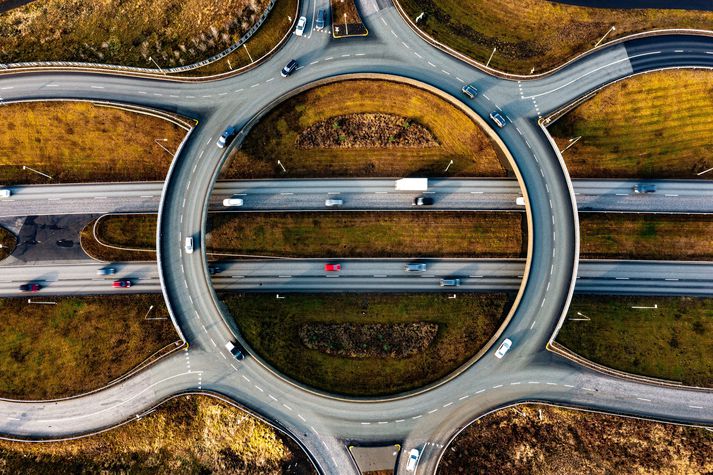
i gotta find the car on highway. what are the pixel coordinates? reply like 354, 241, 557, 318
185, 236, 194, 254
0, 188, 11, 198
325, 263, 341, 272
217, 126, 237, 149
112, 279, 132, 288
315, 9, 327, 30
325, 198, 343, 207
406, 448, 421, 471
208, 266, 222, 275
489, 111, 507, 128
295, 16, 307, 36
413, 196, 434, 206
19, 283, 41, 292
495, 338, 513, 358
440, 278, 460, 287
97, 267, 116, 276
225, 341, 245, 360
222, 197, 244, 207
633, 184, 656, 193
461, 84, 478, 99
516, 196, 526, 206
281, 59, 298, 77
404, 263, 427, 272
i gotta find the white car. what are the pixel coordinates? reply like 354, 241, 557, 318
295, 16, 307, 36
222, 198, 244, 207
495, 338, 513, 358
184, 236, 194, 254
406, 448, 420, 471
0, 189, 11, 198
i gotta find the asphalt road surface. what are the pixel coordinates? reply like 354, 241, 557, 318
0, 1, 711, 473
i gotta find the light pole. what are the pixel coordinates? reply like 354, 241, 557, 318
696, 165, 713, 176
22, 165, 52, 180
485, 47, 497, 68
148, 56, 166, 75
344, 13, 348, 36
27, 298, 56, 305
594, 25, 616, 48
568, 311, 590, 321
560, 136, 582, 154
154, 138, 173, 157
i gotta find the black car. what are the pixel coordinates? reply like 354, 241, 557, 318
281, 59, 298, 77
413, 196, 434, 206
208, 266, 222, 275
316, 9, 326, 30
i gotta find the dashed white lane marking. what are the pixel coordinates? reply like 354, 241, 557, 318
546, 382, 557, 386
443, 402, 453, 408
390, 30, 398, 38
153, 93, 163, 96
235, 88, 244, 92
427, 61, 436, 67
564, 384, 574, 388
268, 394, 278, 401
412, 415, 422, 419
482, 93, 491, 100
688, 405, 703, 409
355, 53, 365, 56
241, 374, 250, 382
637, 397, 651, 402
230, 364, 238, 371
428, 409, 438, 414
254, 385, 264, 392
665, 278, 679, 281
441, 69, 451, 76
456, 77, 465, 83
282, 404, 293, 411
459, 395, 469, 400
582, 387, 595, 391
378, 421, 388, 424
48, 197, 60, 201
615, 277, 629, 280
395, 419, 405, 422
46, 84, 58, 87
324, 56, 333, 61
528, 381, 540, 384
310, 60, 319, 65
298, 414, 307, 422
266, 78, 275, 82
138, 91, 147, 94
0, 86, 13, 90
169, 94, 179, 98
665, 193, 679, 197
185, 95, 195, 98
91, 85, 104, 89
250, 84, 260, 88
140, 195, 153, 198
380, 17, 387, 25
341, 54, 350, 57
493, 384, 503, 389
475, 389, 486, 394
530, 320, 537, 330
361, 421, 371, 425
510, 382, 521, 385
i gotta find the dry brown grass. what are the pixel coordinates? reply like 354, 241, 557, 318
206, 212, 525, 258
222, 79, 507, 179
0, 102, 186, 185
551, 70, 713, 178
80, 215, 157, 262
0, 0, 271, 68
399, 0, 713, 74
0, 395, 314, 474
0, 225, 16, 261
441, 404, 713, 474
580, 214, 713, 260
331, 0, 367, 37
0, 295, 178, 400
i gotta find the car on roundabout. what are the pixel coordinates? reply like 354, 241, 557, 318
217, 126, 237, 149
294, 16, 307, 36
495, 338, 513, 358
489, 111, 507, 128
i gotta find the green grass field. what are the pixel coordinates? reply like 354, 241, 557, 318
222, 79, 507, 178
557, 296, 713, 387
223, 293, 510, 396
0, 295, 178, 400
0, 102, 186, 185
551, 70, 713, 178
0, 395, 313, 473
398, 0, 713, 74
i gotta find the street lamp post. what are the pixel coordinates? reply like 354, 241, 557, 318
148, 56, 166, 75
154, 138, 173, 157
22, 165, 52, 180
485, 47, 497, 68
560, 136, 582, 154
594, 26, 616, 48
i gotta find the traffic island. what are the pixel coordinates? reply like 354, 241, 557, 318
0, 295, 180, 400
330, 0, 368, 38
441, 404, 713, 473
557, 295, 712, 388
222, 293, 511, 396
0, 395, 314, 473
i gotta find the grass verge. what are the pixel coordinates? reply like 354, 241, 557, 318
188, 0, 297, 76
0, 102, 186, 185
0, 225, 16, 261
557, 295, 712, 387
398, 0, 713, 75
0, 395, 314, 474
550, 70, 713, 178
580, 214, 713, 261
441, 404, 713, 473
222, 79, 507, 179
81, 214, 157, 262
223, 293, 510, 396
0, 295, 179, 400
0, 0, 271, 69
331, 0, 367, 38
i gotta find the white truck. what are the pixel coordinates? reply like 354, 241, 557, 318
395, 178, 428, 191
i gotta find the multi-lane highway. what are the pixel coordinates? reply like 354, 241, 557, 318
2, 259, 713, 297
2, 178, 713, 216
0, 0, 711, 473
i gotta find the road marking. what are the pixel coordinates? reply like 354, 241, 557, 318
470, 275, 483, 278
235, 89, 244, 92
637, 397, 651, 402
94, 196, 107, 200
48, 197, 61, 201
582, 387, 595, 391
443, 402, 453, 408
169, 94, 179, 98
546, 382, 557, 386
528, 381, 540, 384
254, 385, 264, 392
459, 395, 469, 400
665, 194, 679, 197
615, 277, 629, 280
186, 95, 195, 98
230, 364, 238, 371
153, 93, 163, 96
530, 320, 537, 330
373, 274, 387, 278
298, 414, 307, 422
665, 278, 679, 281
456, 77, 465, 83
310, 60, 319, 65
482, 94, 491, 100
91, 86, 104, 89
140, 195, 153, 198
361, 421, 371, 425
241, 375, 250, 382
674, 49, 684, 53
510, 382, 521, 385
475, 389, 485, 394
210, 338, 217, 347
278, 275, 292, 278
378, 421, 388, 424
441, 69, 451, 76
688, 405, 703, 409
428, 409, 438, 414
564, 384, 574, 388
380, 17, 387, 25
46, 84, 58, 87
390, 29, 398, 38
412, 415, 422, 419
281, 192, 294, 195
401, 41, 410, 49
250, 84, 259, 88
282, 404, 293, 411
266, 77, 275, 82
220, 352, 226, 359
395, 419, 405, 422
355, 53, 366, 56
427, 61, 436, 67
268, 394, 278, 401
493, 384, 503, 389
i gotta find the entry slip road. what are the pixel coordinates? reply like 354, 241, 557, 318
2, 178, 713, 217
1, 259, 711, 297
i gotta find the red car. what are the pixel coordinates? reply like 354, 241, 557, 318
113, 280, 132, 288
324, 263, 341, 272
19, 283, 41, 292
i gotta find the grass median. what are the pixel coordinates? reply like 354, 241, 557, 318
0, 102, 187, 185
398, 0, 713, 75
0, 0, 271, 69
550, 70, 713, 178
223, 293, 510, 396
0, 225, 16, 261
222, 79, 508, 179
0, 395, 314, 474
0, 295, 179, 400
441, 404, 713, 473
557, 295, 712, 387
81, 212, 526, 261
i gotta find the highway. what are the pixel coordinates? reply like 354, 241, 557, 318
0, 0, 711, 472
2, 178, 713, 217
2, 259, 712, 297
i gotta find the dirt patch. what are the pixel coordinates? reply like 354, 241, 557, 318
441, 404, 713, 474
299, 322, 438, 358
297, 113, 438, 149
0, 225, 16, 261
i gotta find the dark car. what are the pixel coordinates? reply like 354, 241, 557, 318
633, 184, 656, 193
217, 126, 237, 149
19, 283, 41, 292
316, 9, 326, 30
208, 266, 222, 275
413, 196, 434, 206
281, 59, 298, 77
